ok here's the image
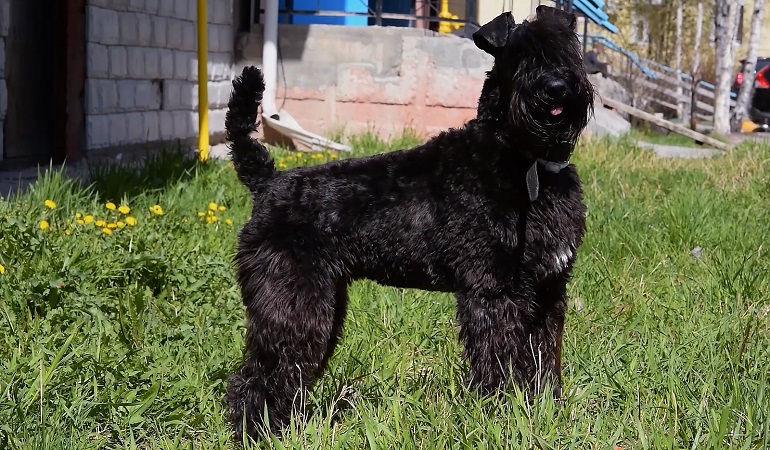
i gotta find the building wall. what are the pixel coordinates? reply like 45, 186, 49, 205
237, 24, 493, 139
0, 0, 8, 161
84, 0, 235, 154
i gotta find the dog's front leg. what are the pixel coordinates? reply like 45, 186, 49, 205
456, 284, 564, 397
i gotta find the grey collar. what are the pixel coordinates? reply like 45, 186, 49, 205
537, 159, 570, 173
526, 159, 570, 202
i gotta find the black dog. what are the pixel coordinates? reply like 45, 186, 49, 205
224, 6, 593, 441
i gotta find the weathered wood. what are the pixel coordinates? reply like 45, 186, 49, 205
599, 97, 731, 151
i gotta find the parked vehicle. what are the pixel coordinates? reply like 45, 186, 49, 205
732, 57, 770, 126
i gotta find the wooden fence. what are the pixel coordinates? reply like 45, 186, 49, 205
585, 34, 736, 123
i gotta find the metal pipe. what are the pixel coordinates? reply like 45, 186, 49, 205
197, 0, 209, 161
263, 0, 279, 114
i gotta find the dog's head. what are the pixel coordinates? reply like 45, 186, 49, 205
474, 6, 594, 162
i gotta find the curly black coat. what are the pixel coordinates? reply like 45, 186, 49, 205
224, 5, 594, 441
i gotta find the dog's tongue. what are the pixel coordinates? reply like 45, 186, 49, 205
550, 107, 564, 116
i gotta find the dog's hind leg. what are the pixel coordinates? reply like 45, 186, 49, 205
226, 255, 345, 442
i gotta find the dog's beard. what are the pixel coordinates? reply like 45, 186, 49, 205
508, 87, 588, 156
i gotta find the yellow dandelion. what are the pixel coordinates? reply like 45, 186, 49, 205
295, 152, 302, 157
331, 154, 338, 159
84, 215, 94, 224
211, 216, 218, 223
0, 264, 5, 274
39, 220, 50, 231
44, 200, 57, 209
207, 210, 214, 217
225, 219, 233, 226
95, 220, 106, 227
118, 205, 130, 214
76, 219, 85, 225
65, 229, 73, 236
198, 211, 205, 217
102, 228, 112, 236
107, 222, 118, 229
106, 202, 116, 210
218, 205, 227, 212
208, 202, 218, 211
149, 205, 163, 215
75, 213, 82, 218
116, 221, 126, 228
125, 217, 137, 226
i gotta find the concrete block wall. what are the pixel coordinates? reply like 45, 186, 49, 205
0, 0, 9, 161
85, 0, 235, 152
236, 25, 493, 139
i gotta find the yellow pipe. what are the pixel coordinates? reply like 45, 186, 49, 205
197, 0, 209, 162
438, 0, 461, 34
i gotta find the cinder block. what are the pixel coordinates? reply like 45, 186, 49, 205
119, 12, 139, 45
117, 80, 136, 110
207, 52, 234, 81
209, 108, 226, 133
206, 24, 217, 52
128, 0, 144, 12
101, 80, 119, 112
186, 0, 197, 21
145, 48, 160, 78
127, 47, 146, 79
215, 0, 230, 24
145, 0, 159, 15
144, 111, 160, 142
166, 18, 183, 49
174, 0, 188, 20
151, 15, 167, 47
173, 50, 191, 80
109, 46, 128, 78
159, 110, 175, 139
158, 0, 174, 17
110, 114, 128, 145
90, 7, 120, 45
137, 13, 152, 46
0, 79, 6, 119
125, 112, 144, 143
135, 80, 161, 110
173, 110, 190, 138
0, 0, 10, 37
85, 79, 101, 114
182, 20, 195, 52
219, 25, 232, 53
86, 43, 109, 78
87, 7, 103, 43
159, 49, 174, 78
87, 115, 111, 149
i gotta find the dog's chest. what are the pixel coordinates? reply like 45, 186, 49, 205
522, 195, 586, 280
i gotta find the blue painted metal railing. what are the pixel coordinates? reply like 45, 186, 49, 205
583, 34, 738, 100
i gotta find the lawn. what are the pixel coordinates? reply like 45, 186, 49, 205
1, 133, 769, 449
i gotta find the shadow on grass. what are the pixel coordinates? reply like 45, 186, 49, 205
86, 143, 203, 202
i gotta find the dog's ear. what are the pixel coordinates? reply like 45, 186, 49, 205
472, 12, 516, 57
535, 5, 577, 30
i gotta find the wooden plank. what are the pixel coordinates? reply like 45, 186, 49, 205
599, 97, 731, 151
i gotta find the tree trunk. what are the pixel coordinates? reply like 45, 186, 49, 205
713, 0, 739, 136
690, 1, 704, 130
675, 0, 684, 119
731, 0, 765, 130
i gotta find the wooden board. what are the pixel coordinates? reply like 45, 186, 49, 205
599, 97, 731, 152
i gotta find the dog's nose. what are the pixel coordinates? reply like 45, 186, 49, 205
545, 79, 568, 99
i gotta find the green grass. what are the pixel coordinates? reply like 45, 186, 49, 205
1, 132, 769, 449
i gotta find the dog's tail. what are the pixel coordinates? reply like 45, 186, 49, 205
226, 66, 275, 192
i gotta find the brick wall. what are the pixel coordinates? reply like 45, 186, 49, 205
85, 0, 235, 153
0, 0, 8, 161
237, 25, 492, 140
